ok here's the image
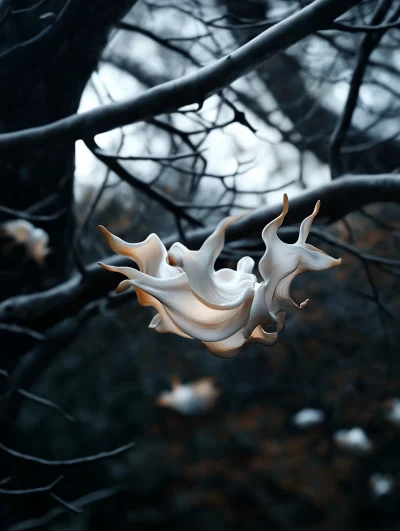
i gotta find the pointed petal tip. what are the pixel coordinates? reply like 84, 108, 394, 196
115, 280, 133, 294
300, 298, 310, 309
148, 314, 160, 330
98, 261, 113, 272
283, 193, 289, 214
98, 225, 114, 244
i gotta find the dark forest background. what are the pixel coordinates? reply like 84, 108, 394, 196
0, 0, 399, 529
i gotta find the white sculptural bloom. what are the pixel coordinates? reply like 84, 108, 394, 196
99, 194, 341, 358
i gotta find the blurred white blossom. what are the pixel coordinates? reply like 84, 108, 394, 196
369, 473, 394, 497
0, 219, 50, 266
385, 398, 400, 427
292, 408, 325, 428
156, 377, 220, 415
333, 427, 373, 454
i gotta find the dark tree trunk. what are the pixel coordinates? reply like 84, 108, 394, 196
0, 0, 137, 299
0, 5, 138, 526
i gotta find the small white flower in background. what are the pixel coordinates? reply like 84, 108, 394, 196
369, 473, 394, 497
292, 408, 325, 428
384, 398, 400, 427
0, 219, 50, 267
99, 194, 341, 358
333, 427, 373, 454
156, 376, 220, 416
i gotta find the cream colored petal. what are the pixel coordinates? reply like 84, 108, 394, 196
98, 262, 138, 280
168, 213, 256, 309
135, 286, 193, 339
258, 194, 296, 293
297, 200, 320, 244
258, 195, 341, 315
110, 267, 250, 342
99, 225, 178, 278
295, 245, 342, 273
116, 279, 134, 294
243, 282, 281, 339
260, 193, 289, 254
99, 262, 192, 337
202, 329, 247, 358
250, 325, 279, 347
263, 257, 302, 311
237, 256, 255, 274
303, 243, 329, 255
271, 269, 310, 313
135, 276, 254, 342
169, 212, 247, 270
203, 322, 279, 359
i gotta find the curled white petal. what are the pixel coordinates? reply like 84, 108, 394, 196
136, 286, 192, 339
168, 213, 256, 309
258, 194, 341, 314
203, 323, 280, 359
99, 264, 253, 342
99, 225, 179, 278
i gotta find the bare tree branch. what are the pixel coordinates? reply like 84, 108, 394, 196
0, 440, 135, 466
0, 475, 63, 495
9, 482, 137, 531
0, 0, 360, 152
16, 388, 76, 422
0, 174, 397, 331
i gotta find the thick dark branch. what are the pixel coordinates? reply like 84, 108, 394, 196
222, 174, 400, 243
0, 174, 397, 331
0, 0, 359, 153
